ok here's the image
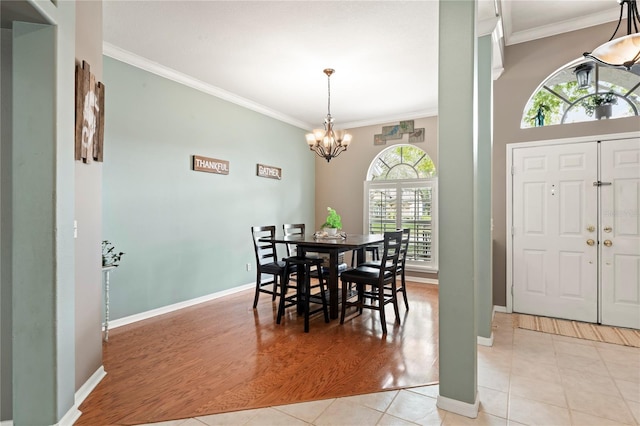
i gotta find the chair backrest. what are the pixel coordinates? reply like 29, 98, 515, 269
283, 223, 305, 256
379, 230, 403, 283
398, 228, 411, 270
251, 225, 278, 267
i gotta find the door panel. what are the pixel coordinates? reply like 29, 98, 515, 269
513, 143, 598, 322
601, 138, 640, 329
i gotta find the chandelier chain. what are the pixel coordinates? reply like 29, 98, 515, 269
327, 72, 331, 118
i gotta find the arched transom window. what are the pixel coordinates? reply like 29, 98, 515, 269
367, 144, 436, 180
521, 60, 640, 128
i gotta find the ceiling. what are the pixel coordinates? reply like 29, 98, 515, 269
102, 0, 623, 130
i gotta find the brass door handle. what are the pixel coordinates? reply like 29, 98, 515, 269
604, 226, 612, 233
604, 240, 613, 247
587, 239, 595, 246
587, 225, 595, 232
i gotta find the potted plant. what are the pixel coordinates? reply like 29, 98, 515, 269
581, 91, 617, 120
102, 240, 125, 267
321, 207, 342, 236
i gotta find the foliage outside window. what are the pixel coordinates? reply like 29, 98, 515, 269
521, 61, 639, 128
365, 145, 438, 271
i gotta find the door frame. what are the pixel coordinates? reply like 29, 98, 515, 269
505, 131, 640, 314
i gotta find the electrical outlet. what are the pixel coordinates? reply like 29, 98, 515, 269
246, 263, 251, 271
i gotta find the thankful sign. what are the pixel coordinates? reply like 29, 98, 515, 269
257, 164, 282, 180
192, 155, 229, 175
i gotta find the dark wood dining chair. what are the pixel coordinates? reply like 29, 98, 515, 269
250, 225, 295, 308
359, 228, 411, 310
340, 230, 403, 334
283, 223, 305, 257
350, 245, 380, 267
278, 255, 329, 332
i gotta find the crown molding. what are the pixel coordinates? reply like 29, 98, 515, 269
505, 9, 620, 46
102, 42, 310, 130
341, 108, 438, 130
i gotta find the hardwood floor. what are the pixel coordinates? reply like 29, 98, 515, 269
76, 281, 439, 425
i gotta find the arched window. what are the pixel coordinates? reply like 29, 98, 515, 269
367, 144, 436, 180
364, 144, 438, 272
521, 59, 640, 128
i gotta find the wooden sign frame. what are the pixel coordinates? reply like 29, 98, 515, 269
193, 155, 230, 175
75, 60, 105, 163
256, 164, 282, 180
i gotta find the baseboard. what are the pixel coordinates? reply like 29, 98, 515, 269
1, 366, 106, 426
436, 392, 479, 418
109, 283, 254, 329
56, 406, 81, 426
76, 366, 106, 408
477, 332, 494, 347
493, 305, 507, 313
54, 366, 107, 426
406, 276, 439, 285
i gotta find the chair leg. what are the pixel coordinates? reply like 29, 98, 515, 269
272, 275, 278, 301
401, 273, 409, 310
340, 278, 348, 324
252, 271, 261, 308
277, 275, 288, 324
318, 268, 329, 323
391, 280, 401, 324
378, 284, 387, 334
357, 283, 365, 314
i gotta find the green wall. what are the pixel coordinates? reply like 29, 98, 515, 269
8, 0, 78, 421
103, 57, 315, 320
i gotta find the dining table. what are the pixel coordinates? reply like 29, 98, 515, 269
264, 233, 385, 319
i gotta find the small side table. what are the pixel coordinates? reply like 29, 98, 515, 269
102, 265, 117, 342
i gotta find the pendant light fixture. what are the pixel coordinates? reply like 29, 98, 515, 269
305, 68, 352, 162
583, 0, 640, 70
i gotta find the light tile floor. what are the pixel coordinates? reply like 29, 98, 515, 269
142, 313, 640, 426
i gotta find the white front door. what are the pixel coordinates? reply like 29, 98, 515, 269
600, 138, 640, 329
512, 142, 598, 322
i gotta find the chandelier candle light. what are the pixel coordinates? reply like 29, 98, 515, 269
584, 0, 640, 70
305, 68, 352, 162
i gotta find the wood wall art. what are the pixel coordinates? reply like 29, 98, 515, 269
75, 60, 105, 163
374, 120, 424, 145
408, 128, 425, 143
192, 155, 230, 175
256, 164, 281, 180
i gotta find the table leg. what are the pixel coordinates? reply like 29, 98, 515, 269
296, 246, 306, 314
328, 250, 339, 319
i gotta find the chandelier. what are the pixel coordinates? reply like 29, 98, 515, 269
583, 0, 640, 70
305, 68, 352, 162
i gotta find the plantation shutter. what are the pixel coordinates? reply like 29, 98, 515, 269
364, 179, 438, 271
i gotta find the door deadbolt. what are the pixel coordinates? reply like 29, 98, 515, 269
586, 239, 595, 246
604, 226, 612, 233
604, 240, 613, 247
587, 225, 595, 232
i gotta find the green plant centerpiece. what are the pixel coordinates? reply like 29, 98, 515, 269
321, 207, 342, 236
581, 91, 617, 119
102, 240, 125, 267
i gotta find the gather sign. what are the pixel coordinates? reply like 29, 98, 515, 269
257, 163, 282, 180
192, 155, 229, 175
